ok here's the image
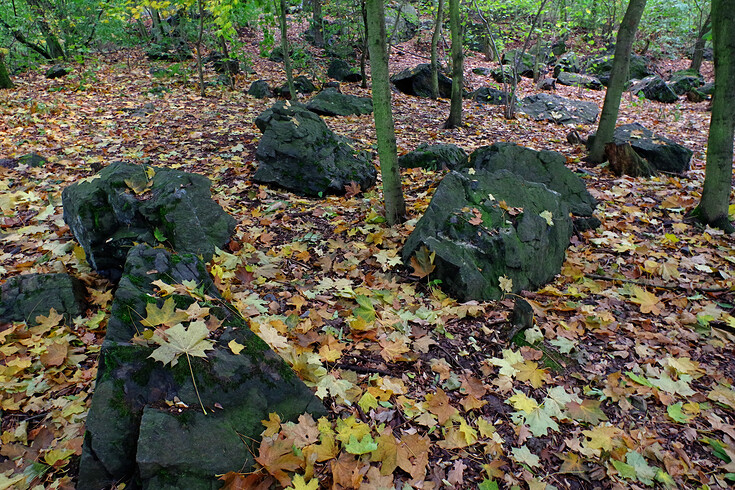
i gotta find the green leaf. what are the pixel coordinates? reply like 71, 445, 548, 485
626, 371, 654, 387
626, 451, 657, 486
655, 469, 677, 488
666, 402, 694, 423
511, 445, 540, 468
700, 437, 732, 462
612, 459, 637, 480
353, 294, 376, 323
344, 434, 378, 455
149, 321, 214, 367
478, 480, 500, 490
154, 227, 167, 242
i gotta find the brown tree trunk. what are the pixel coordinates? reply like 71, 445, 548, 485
689, 12, 711, 73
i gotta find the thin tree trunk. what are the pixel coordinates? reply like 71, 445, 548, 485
689, 12, 711, 73
360, 0, 368, 88
588, 0, 647, 163
472, 0, 500, 62
312, 0, 323, 47
280, 0, 296, 99
692, 0, 735, 232
366, 0, 406, 225
0, 51, 14, 89
26, 0, 65, 59
196, 0, 205, 97
444, 0, 463, 128
430, 0, 444, 99
0, 17, 52, 59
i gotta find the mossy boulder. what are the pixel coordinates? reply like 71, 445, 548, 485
520, 93, 600, 125
472, 86, 514, 105
254, 101, 376, 196
399, 143, 468, 171
667, 69, 704, 95
0, 273, 87, 325
556, 72, 603, 90
248, 79, 273, 99
391, 63, 453, 98
61, 161, 236, 279
629, 75, 679, 103
385, 1, 419, 43
584, 54, 652, 86
306, 88, 373, 117
78, 245, 326, 490
402, 170, 573, 301
327, 59, 362, 83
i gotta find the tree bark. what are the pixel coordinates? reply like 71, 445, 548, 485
0, 51, 14, 89
430, 0, 444, 99
588, 0, 647, 163
444, 0, 463, 128
689, 12, 711, 73
692, 0, 735, 232
280, 0, 296, 99
366, 0, 406, 225
360, 0, 368, 88
196, 0, 205, 97
25, 0, 65, 59
312, 0, 324, 47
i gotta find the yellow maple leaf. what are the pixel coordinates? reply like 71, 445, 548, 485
141, 297, 190, 328
507, 391, 539, 413
515, 361, 550, 389
629, 286, 662, 315
582, 424, 624, 451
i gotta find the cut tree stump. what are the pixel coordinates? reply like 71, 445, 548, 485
605, 142, 655, 177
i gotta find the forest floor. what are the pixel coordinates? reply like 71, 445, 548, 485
2, 17, 735, 490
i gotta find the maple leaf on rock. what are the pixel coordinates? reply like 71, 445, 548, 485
141, 297, 191, 328
149, 321, 214, 366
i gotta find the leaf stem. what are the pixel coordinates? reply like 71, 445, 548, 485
186, 352, 207, 415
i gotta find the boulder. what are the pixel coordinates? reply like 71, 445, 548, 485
0, 273, 87, 326
553, 52, 582, 77
700, 82, 715, 95
472, 67, 492, 76
306, 88, 373, 116
248, 79, 272, 99
556, 72, 603, 90
490, 65, 521, 84
78, 244, 326, 490
254, 101, 376, 196
667, 69, 704, 95
537, 78, 556, 91
61, 162, 236, 278
391, 63, 452, 98
274, 75, 317, 97
45, 64, 69, 79
204, 51, 240, 75
520, 93, 600, 125
587, 123, 692, 174
385, 2, 419, 43
399, 143, 468, 171
629, 75, 679, 103
584, 54, 652, 86
502, 49, 544, 78
462, 142, 597, 218
472, 86, 513, 105
402, 170, 573, 301
145, 41, 192, 62
17, 153, 47, 167
327, 59, 362, 83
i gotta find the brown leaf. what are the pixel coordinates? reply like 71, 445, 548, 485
344, 181, 361, 198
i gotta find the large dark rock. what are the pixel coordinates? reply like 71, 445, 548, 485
490, 65, 521, 84
327, 59, 362, 83
45, 64, 69, 79
463, 142, 597, 218
62, 162, 236, 278
205, 51, 240, 75
667, 69, 704, 95
629, 75, 679, 103
556, 72, 603, 90
145, 41, 192, 62
248, 79, 272, 99
78, 245, 326, 490
385, 2, 419, 43
391, 63, 453, 98
254, 101, 376, 196
553, 52, 582, 77
584, 54, 652, 86
402, 170, 573, 301
501, 49, 545, 78
306, 88, 373, 116
472, 86, 513, 105
274, 75, 317, 97
399, 143, 468, 171
0, 273, 87, 326
587, 123, 693, 174
520, 93, 600, 125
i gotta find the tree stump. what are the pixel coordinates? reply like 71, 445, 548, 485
604, 142, 655, 177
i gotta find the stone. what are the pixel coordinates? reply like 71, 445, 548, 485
556, 72, 603, 90
502, 49, 545, 78
472, 86, 513, 105
700, 82, 715, 95
78, 245, 326, 490
402, 170, 573, 301
248, 79, 273, 99
0, 273, 87, 326
667, 69, 704, 95
204, 51, 240, 75
306, 88, 373, 117
275, 75, 317, 97
398, 143, 468, 171
553, 52, 582, 77
462, 142, 597, 218
145, 41, 192, 61
45, 64, 69, 79
583, 54, 652, 86
519, 93, 600, 125
385, 1, 419, 43
472, 67, 492, 76
327, 59, 362, 83
490, 65, 521, 84
587, 123, 693, 174
61, 161, 236, 278
17, 153, 47, 167
629, 75, 679, 103
391, 63, 452, 98
537, 78, 556, 91
254, 101, 376, 196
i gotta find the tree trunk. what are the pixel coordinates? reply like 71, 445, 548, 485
588, 0, 647, 163
360, 0, 368, 88
366, 0, 406, 225
430, 0, 444, 99
280, 0, 296, 99
26, 0, 65, 59
692, 0, 735, 232
0, 51, 14, 89
444, 0, 463, 128
196, 0, 205, 97
689, 12, 711, 73
312, 0, 324, 47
